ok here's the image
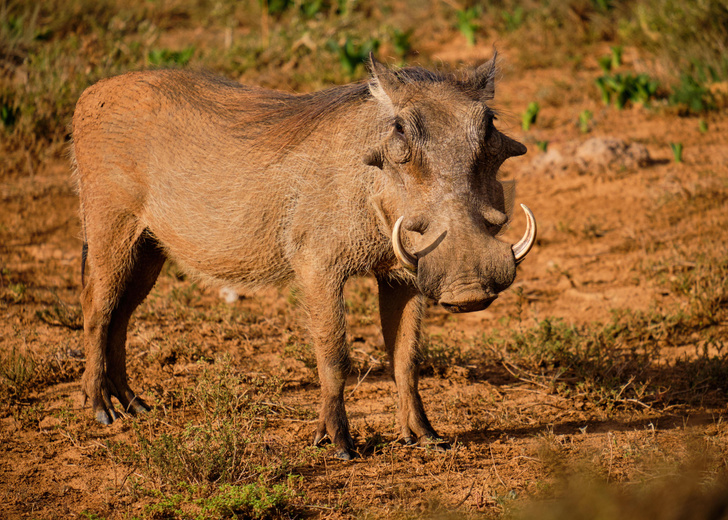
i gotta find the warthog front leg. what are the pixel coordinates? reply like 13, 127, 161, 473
298, 272, 356, 459
377, 276, 443, 446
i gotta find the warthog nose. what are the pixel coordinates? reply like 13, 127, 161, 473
440, 294, 497, 313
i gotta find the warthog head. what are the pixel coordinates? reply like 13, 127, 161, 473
365, 55, 536, 312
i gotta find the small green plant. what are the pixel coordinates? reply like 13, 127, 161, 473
597, 55, 613, 74
670, 142, 683, 163
456, 6, 482, 46
147, 46, 196, 67
591, 0, 613, 11
669, 74, 714, 113
0, 95, 19, 130
537, 140, 549, 152
7, 282, 26, 303
391, 28, 413, 59
328, 37, 380, 75
610, 45, 623, 68
699, 119, 708, 133
136, 479, 299, 520
596, 46, 622, 74
522, 101, 540, 131
595, 73, 659, 109
579, 109, 593, 133
300, 0, 327, 18
260, 0, 293, 16
141, 492, 186, 519
501, 7, 524, 32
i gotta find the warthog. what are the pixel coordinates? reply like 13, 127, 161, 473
71, 53, 536, 459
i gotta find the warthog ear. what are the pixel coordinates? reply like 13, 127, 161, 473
472, 50, 498, 102
363, 146, 384, 169
368, 53, 399, 111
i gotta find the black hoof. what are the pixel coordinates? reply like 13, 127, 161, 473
313, 431, 330, 447
335, 448, 357, 461
126, 396, 150, 414
95, 408, 118, 425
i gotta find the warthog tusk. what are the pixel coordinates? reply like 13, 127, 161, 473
393, 216, 418, 272
512, 204, 536, 264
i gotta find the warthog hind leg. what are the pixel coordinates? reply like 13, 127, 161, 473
81, 221, 165, 424
377, 277, 446, 448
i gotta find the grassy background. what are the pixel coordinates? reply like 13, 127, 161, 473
2, 0, 727, 174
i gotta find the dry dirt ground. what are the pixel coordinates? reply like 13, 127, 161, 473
1, 36, 728, 519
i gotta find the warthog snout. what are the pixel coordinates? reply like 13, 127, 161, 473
392, 204, 537, 312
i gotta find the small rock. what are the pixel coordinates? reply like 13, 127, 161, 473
575, 137, 651, 172
527, 137, 652, 176
530, 148, 566, 173
219, 286, 240, 304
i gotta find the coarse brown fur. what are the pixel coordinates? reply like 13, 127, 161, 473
71, 54, 531, 459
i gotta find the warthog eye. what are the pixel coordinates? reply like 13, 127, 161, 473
393, 118, 405, 137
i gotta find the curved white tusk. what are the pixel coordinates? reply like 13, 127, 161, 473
392, 216, 418, 272
512, 204, 537, 265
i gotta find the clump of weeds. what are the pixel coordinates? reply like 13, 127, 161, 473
595, 72, 660, 109
0, 344, 37, 402
107, 357, 312, 518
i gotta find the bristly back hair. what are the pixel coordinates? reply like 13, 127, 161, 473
222, 60, 498, 159
231, 79, 373, 158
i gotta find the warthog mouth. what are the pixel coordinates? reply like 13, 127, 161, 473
439, 294, 498, 313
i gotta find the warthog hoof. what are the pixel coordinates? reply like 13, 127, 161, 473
94, 397, 149, 425
84, 373, 150, 426
126, 396, 151, 415
335, 449, 355, 461
313, 426, 356, 460
95, 408, 119, 425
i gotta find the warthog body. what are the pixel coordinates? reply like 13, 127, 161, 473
72, 55, 535, 459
